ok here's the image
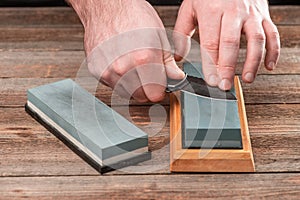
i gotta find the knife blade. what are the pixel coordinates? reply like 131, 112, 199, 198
166, 74, 237, 100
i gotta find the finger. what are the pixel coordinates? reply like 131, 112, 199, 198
100, 67, 120, 88
242, 19, 266, 83
163, 50, 185, 80
262, 20, 280, 71
131, 49, 166, 102
136, 59, 166, 103
132, 87, 148, 103
218, 14, 243, 90
112, 53, 134, 77
137, 64, 166, 102
198, 11, 223, 86
156, 27, 186, 80
112, 54, 149, 102
173, 1, 195, 61
115, 68, 148, 102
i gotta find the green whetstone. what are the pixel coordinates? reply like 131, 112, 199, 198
182, 63, 243, 149
25, 79, 151, 174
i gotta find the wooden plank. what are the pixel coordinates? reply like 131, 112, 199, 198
0, 106, 170, 176
0, 75, 298, 107
0, 51, 85, 78
0, 6, 298, 26
269, 6, 300, 25
241, 75, 300, 104
0, 6, 298, 51
0, 104, 299, 176
0, 174, 299, 199
0, 78, 170, 107
0, 41, 84, 51
0, 26, 84, 42
0, 7, 80, 26
0, 48, 299, 79
0, 25, 298, 49
155, 6, 300, 26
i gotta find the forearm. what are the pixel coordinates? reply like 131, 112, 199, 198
67, 0, 124, 27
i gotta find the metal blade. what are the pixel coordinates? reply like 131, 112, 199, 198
167, 75, 237, 100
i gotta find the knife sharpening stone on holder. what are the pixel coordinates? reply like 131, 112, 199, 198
25, 79, 151, 174
169, 63, 255, 172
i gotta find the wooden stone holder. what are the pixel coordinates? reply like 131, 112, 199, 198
170, 77, 255, 172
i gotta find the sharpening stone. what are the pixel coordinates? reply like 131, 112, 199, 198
25, 79, 151, 174
182, 63, 243, 149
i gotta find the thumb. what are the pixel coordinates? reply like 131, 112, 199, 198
164, 51, 185, 80
173, 1, 196, 61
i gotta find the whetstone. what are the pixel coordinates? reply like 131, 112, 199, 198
25, 79, 151, 174
170, 63, 255, 172
182, 63, 242, 149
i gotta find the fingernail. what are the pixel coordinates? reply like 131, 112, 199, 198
219, 79, 232, 90
268, 61, 275, 70
208, 74, 218, 86
245, 73, 254, 83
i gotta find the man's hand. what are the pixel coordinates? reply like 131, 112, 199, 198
68, 0, 185, 102
174, 0, 280, 90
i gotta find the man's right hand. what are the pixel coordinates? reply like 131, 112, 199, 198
68, 0, 185, 102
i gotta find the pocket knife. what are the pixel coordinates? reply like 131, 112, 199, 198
166, 74, 237, 100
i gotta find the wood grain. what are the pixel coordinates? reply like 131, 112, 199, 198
0, 174, 299, 199
0, 7, 80, 26
0, 104, 299, 176
0, 6, 298, 26
0, 5, 299, 199
0, 25, 298, 49
1, 48, 299, 77
0, 75, 298, 107
0, 6, 299, 52
0, 26, 84, 42
0, 41, 84, 51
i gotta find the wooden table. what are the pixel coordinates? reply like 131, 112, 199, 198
0, 6, 299, 199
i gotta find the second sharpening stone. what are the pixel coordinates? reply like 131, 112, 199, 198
26, 79, 151, 173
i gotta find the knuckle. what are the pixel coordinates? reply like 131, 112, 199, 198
100, 70, 112, 86
270, 30, 280, 39
112, 63, 126, 76
269, 47, 280, 56
249, 33, 266, 42
201, 40, 219, 51
221, 36, 240, 48
219, 65, 236, 71
134, 51, 153, 66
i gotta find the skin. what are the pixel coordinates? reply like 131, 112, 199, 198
68, 0, 185, 103
174, 0, 280, 90
68, 0, 280, 101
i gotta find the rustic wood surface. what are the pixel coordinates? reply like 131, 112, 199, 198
0, 5, 299, 199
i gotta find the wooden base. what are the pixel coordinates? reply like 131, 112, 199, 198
170, 77, 255, 172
